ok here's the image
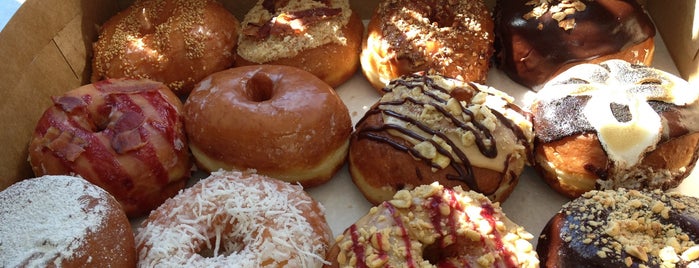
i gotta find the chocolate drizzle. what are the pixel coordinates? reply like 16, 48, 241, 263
355, 74, 531, 194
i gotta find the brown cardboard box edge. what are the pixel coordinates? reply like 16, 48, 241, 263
0, 0, 696, 186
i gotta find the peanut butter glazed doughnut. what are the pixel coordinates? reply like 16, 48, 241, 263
0, 175, 135, 267
235, 0, 364, 88
92, 0, 240, 96
530, 60, 699, 198
350, 73, 534, 205
325, 183, 540, 267
538, 188, 699, 267
361, 0, 494, 91
28, 79, 191, 217
494, 0, 656, 89
136, 170, 333, 267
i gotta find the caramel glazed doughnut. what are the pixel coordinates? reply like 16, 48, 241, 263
184, 65, 352, 187
91, 0, 240, 96
360, 0, 494, 91
0, 175, 135, 267
28, 79, 191, 218
538, 188, 699, 267
325, 183, 540, 267
236, 0, 364, 88
530, 60, 699, 198
494, 0, 656, 89
136, 170, 333, 267
350, 73, 534, 205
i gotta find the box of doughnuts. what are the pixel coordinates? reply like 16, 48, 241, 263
1, 0, 699, 266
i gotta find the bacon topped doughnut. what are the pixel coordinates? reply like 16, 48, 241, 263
350, 73, 534, 205
92, 0, 240, 95
236, 0, 364, 87
361, 0, 494, 91
325, 183, 539, 267
28, 79, 191, 217
530, 60, 699, 198
136, 170, 333, 267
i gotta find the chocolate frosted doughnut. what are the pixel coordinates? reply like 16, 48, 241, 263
494, 0, 656, 89
538, 188, 699, 267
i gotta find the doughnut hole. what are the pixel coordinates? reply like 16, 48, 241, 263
245, 72, 275, 102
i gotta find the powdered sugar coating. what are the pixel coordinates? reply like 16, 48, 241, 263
0, 175, 110, 267
135, 170, 332, 267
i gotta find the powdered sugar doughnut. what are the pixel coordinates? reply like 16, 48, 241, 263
135, 170, 333, 267
0, 175, 135, 267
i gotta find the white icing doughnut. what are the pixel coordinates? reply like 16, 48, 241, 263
135, 170, 333, 267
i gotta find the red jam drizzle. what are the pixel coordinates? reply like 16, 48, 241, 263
481, 203, 518, 268
349, 224, 368, 268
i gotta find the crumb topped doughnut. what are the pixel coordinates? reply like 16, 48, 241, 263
236, 0, 364, 87
184, 65, 352, 187
361, 0, 494, 91
350, 73, 534, 205
325, 183, 539, 267
136, 170, 333, 267
0, 175, 135, 267
538, 188, 699, 267
494, 0, 656, 89
92, 0, 240, 95
530, 60, 699, 198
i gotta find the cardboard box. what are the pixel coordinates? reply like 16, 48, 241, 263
0, 0, 697, 241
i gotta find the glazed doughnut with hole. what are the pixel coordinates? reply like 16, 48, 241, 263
494, 0, 656, 89
136, 170, 333, 267
538, 188, 699, 267
350, 73, 534, 205
0, 175, 135, 267
28, 78, 191, 218
184, 65, 352, 187
235, 0, 364, 88
360, 0, 494, 91
324, 182, 540, 267
530, 60, 699, 198
91, 0, 240, 96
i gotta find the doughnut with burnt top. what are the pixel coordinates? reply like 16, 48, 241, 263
0, 175, 135, 267
349, 73, 534, 205
92, 0, 240, 96
235, 0, 364, 88
325, 182, 539, 267
360, 0, 494, 91
530, 60, 699, 198
538, 188, 699, 267
494, 0, 656, 89
28, 78, 191, 217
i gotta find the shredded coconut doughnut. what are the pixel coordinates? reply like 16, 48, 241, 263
135, 170, 333, 267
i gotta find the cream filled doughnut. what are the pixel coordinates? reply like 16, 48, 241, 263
92, 0, 240, 96
531, 60, 699, 198
325, 183, 539, 267
136, 170, 333, 267
360, 0, 494, 91
236, 0, 364, 88
0, 175, 135, 267
28, 79, 191, 217
184, 65, 352, 187
350, 73, 534, 205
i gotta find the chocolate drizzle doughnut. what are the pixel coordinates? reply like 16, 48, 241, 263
494, 0, 656, 89
538, 188, 699, 267
349, 73, 534, 204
